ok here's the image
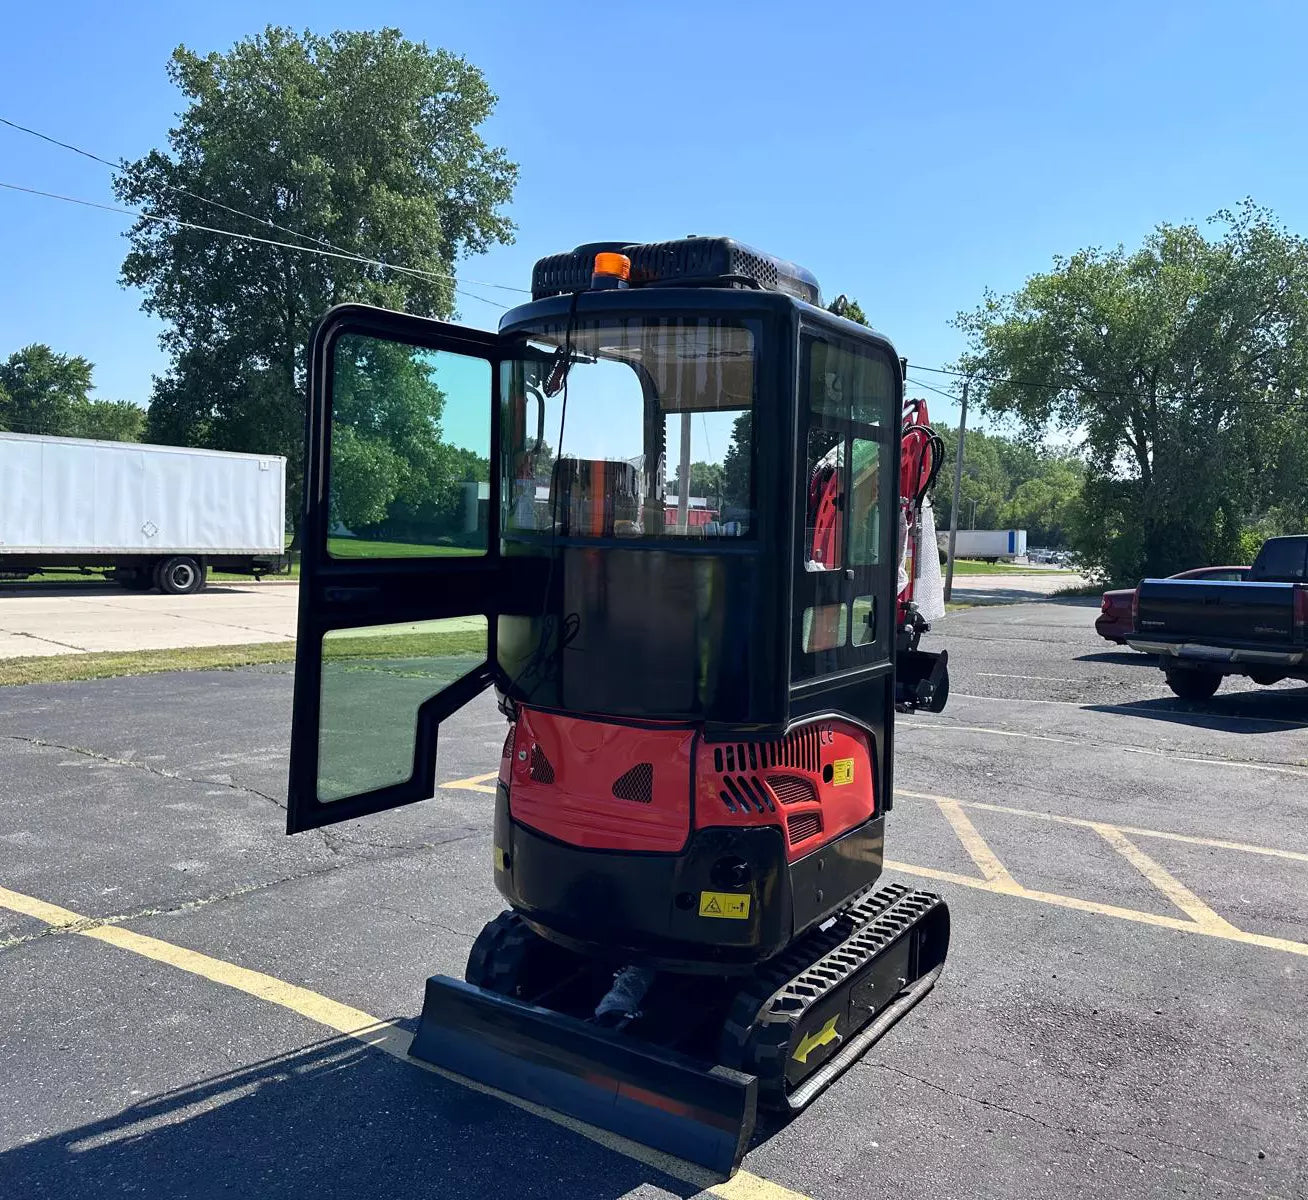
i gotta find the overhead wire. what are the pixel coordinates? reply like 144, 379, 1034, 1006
908, 359, 1308, 411
0, 114, 531, 299
0, 180, 514, 311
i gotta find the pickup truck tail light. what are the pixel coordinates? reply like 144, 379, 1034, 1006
1130, 587, 1140, 630
1294, 585, 1308, 643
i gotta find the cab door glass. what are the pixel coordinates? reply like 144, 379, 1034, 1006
793, 336, 895, 682
328, 336, 492, 558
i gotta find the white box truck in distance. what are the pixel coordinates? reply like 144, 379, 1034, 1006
0, 432, 287, 594
936, 528, 1028, 563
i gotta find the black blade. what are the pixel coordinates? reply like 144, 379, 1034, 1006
409, 975, 757, 1176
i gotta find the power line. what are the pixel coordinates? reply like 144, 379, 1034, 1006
0, 180, 512, 310
0, 114, 531, 297
909, 358, 1308, 410
907, 376, 962, 404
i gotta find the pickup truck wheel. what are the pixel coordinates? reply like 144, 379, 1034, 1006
1164, 668, 1221, 701
155, 556, 206, 595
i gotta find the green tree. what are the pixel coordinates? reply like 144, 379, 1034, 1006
720, 412, 751, 511
330, 338, 450, 531
932, 426, 1009, 531
0, 345, 93, 435
956, 202, 1308, 581
671, 460, 724, 502
827, 294, 870, 326
116, 26, 517, 525
70, 399, 147, 442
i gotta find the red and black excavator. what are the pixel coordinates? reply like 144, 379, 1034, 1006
286, 237, 951, 1174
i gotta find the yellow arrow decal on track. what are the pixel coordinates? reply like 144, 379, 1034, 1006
791, 1015, 840, 1063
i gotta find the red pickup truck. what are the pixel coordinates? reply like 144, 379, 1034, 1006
1127, 536, 1308, 700
1096, 565, 1250, 644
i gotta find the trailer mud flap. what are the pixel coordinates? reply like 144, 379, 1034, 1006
409, 976, 757, 1175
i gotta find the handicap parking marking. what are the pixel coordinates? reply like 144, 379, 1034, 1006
892, 791, 1308, 959
0, 882, 809, 1200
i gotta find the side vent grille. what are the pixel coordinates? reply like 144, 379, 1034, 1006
787, 811, 823, 844
718, 775, 776, 816
768, 774, 818, 806
711, 727, 820, 778
612, 763, 654, 804
529, 744, 555, 784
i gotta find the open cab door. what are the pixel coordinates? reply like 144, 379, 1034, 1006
287, 305, 509, 833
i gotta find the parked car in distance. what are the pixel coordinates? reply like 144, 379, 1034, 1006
1096, 565, 1251, 644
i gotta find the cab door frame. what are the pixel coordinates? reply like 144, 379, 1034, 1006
287, 303, 507, 833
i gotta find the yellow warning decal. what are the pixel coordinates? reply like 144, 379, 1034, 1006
698, 891, 751, 920
831, 757, 855, 786
792, 1015, 841, 1063
493, 846, 507, 871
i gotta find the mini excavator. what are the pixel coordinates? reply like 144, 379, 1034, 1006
286, 237, 951, 1174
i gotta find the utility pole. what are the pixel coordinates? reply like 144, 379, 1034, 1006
943, 377, 970, 603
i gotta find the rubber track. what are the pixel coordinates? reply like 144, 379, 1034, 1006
720, 884, 944, 1109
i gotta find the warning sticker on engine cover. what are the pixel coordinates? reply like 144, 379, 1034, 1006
831, 757, 855, 786
698, 891, 751, 919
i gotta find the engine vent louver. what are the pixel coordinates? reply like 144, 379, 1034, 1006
767, 774, 818, 806
787, 811, 823, 844
612, 763, 654, 804
712, 727, 824, 817
529, 744, 555, 784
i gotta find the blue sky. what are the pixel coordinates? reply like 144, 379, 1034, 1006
3, 0, 1307, 433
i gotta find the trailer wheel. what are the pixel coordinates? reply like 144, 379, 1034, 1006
1164, 667, 1221, 701
155, 556, 206, 595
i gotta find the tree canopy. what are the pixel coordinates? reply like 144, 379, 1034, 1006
0, 345, 145, 442
115, 26, 517, 523
670, 461, 724, 502
329, 338, 489, 542
956, 202, 1308, 580
931, 425, 1083, 547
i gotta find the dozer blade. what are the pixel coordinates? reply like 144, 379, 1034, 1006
409, 976, 758, 1175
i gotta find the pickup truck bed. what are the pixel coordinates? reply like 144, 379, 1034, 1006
1127, 536, 1308, 700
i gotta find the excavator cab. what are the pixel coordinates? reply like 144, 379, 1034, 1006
286, 238, 949, 1174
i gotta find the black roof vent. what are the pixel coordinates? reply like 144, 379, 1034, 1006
530, 236, 821, 305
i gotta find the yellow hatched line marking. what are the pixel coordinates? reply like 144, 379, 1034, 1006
440, 770, 498, 794
889, 792, 1308, 958
1091, 824, 1240, 934
0, 883, 803, 1199
898, 790, 1308, 864
882, 860, 1308, 956
932, 797, 1019, 888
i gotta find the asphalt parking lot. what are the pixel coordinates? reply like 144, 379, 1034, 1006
2, 597, 1305, 1200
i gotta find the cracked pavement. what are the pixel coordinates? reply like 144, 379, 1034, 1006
1, 601, 1306, 1199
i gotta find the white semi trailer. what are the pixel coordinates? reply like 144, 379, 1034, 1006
0, 432, 287, 594
937, 528, 1028, 563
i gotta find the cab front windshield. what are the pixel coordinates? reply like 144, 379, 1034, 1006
502, 317, 756, 539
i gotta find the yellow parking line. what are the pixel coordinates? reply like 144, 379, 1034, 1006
1092, 824, 1240, 934
0, 882, 806, 1200
932, 797, 1020, 889
899, 791, 1308, 864
440, 771, 498, 794
883, 859, 1308, 956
